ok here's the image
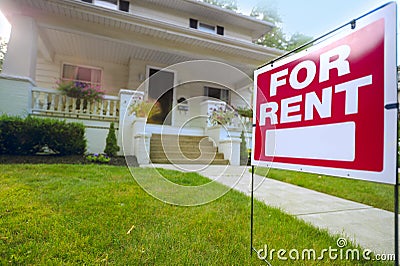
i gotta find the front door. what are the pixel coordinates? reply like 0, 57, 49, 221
147, 68, 174, 125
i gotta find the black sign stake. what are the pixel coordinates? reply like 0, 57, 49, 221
395, 105, 399, 266
395, 182, 398, 266
250, 165, 254, 256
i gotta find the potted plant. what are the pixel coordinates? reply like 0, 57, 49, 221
208, 107, 237, 127
128, 99, 161, 118
56, 80, 105, 110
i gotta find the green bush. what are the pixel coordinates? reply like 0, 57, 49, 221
104, 122, 119, 156
86, 153, 110, 164
240, 131, 248, 165
0, 115, 86, 155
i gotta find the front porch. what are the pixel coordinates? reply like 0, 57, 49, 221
28, 86, 252, 165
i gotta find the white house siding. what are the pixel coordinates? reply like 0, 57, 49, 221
231, 87, 253, 108
36, 57, 59, 89
223, 28, 253, 43
128, 60, 168, 93
36, 54, 129, 96
174, 82, 204, 128
131, 3, 188, 30
130, 2, 253, 42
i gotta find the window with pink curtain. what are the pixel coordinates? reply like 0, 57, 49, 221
62, 64, 102, 87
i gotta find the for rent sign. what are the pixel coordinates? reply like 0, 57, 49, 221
252, 3, 397, 184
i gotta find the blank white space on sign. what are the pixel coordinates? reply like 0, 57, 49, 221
265, 122, 356, 161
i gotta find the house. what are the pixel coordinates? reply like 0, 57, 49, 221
0, 0, 282, 165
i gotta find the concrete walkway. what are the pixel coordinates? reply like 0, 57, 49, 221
153, 164, 397, 255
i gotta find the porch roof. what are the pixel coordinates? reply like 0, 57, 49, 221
1, 0, 283, 74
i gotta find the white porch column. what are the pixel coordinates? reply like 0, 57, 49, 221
0, 15, 38, 116
2, 15, 37, 81
132, 118, 152, 165
118, 89, 144, 156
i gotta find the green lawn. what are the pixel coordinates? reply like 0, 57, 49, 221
0, 164, 388, 265
255, 167, 395, 212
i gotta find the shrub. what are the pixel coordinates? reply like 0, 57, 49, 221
86, 153, 110, 164
0, 115, 86, 155
240, 131, 248, 165
104, 122, 120, 157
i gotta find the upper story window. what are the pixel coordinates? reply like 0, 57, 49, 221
62, 63, 102, 88
81, 0, 130, 12
95, 0, 118, 10
190, 18, 224, 36
198, 23, 215, 34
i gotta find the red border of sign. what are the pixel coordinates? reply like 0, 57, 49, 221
252, 2, 397, 184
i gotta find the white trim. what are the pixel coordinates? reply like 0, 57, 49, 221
145, 124, 204, 136
0, 73, 36, 86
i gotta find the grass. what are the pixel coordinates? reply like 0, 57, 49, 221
0, 164, 389, 265
254, 167, 395, 212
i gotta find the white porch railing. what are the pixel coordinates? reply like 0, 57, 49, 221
31, 87, 119, 121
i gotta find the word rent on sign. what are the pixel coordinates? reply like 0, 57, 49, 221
259, 45, 372, 126
253, 2, 397, 184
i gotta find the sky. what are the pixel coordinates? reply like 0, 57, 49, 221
237, 0, 398, 37
0, 0, 398, 55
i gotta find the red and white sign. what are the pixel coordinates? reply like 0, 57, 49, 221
252, 3, 398, 184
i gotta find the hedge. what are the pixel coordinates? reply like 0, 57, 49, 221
0, 115, 86, 155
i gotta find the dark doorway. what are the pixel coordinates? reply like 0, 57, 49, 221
147, 68, 174, 125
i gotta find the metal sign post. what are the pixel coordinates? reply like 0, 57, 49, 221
395, 182, 399, 265
250, 165, 254, 256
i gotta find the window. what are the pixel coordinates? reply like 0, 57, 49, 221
189, 18, 198, 29
216, 25, 224, 35
119, 0, 130, 12
199, 23, 215, 34
189, 18, 224, 36
62, 64, 102, 88
85, 0, 130, 12
94, 0, 118, 10
204, 86, 230, 103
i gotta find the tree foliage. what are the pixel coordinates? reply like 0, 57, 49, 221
0, 38, 7, 72
250, 5, 312, 51
286, 32, 313, 51
201, 0, 238, 11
